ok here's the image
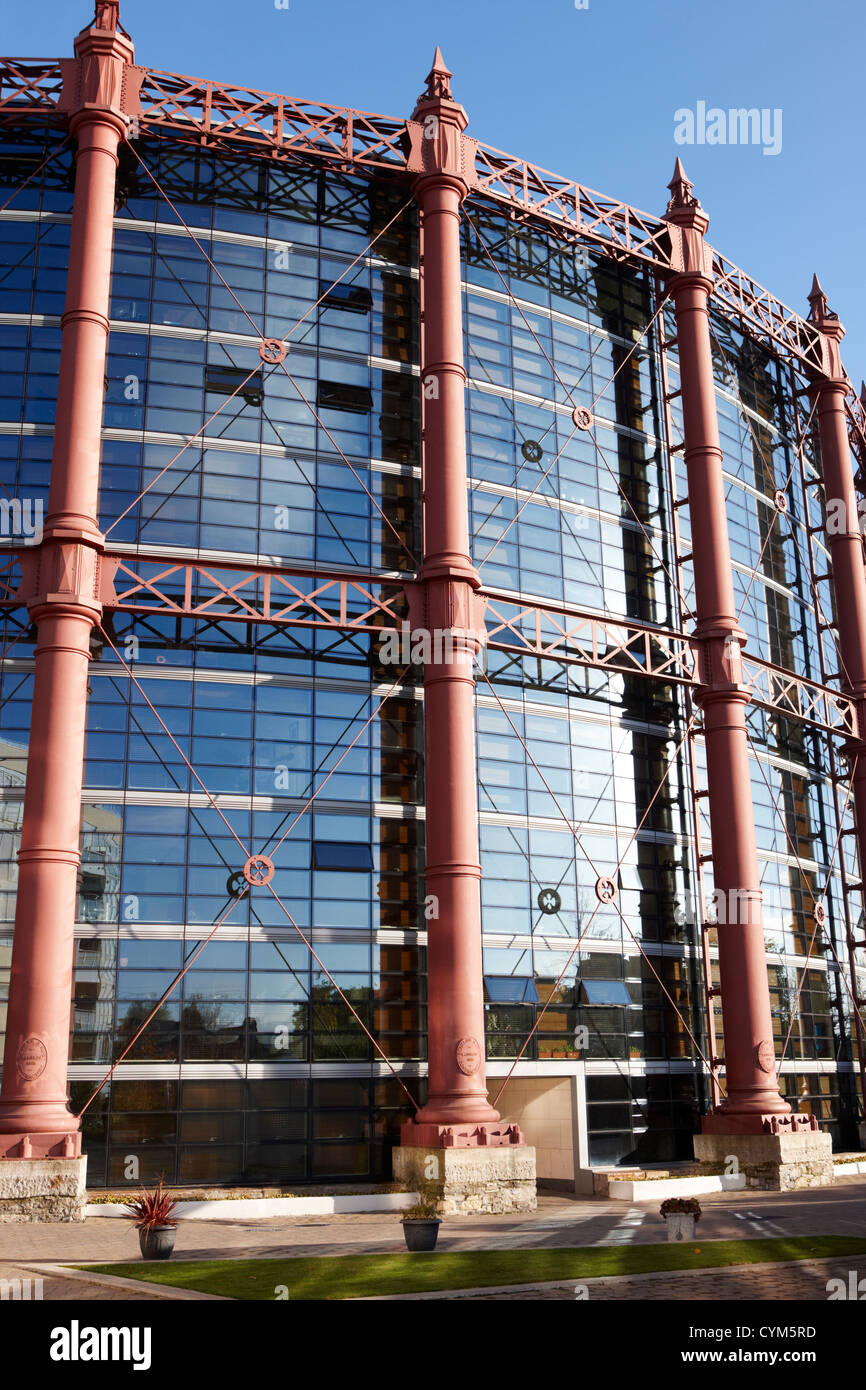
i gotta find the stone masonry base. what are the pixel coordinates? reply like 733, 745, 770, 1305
693, 1131, 834, 1191
393, 1145, 537, 1214
0, 1156, 88, 1222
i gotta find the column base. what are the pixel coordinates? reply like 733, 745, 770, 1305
0, 1130, 82, 1159
0, 1155, 87, 1222
693, 1131, 834, 1191
400, 1120, 523, 1149
700, 1110, 817, 1138
393, 1144, 537, 1214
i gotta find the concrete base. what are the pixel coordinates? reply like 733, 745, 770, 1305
693, 1131, 834, 1191
0, 1156, 88, 1222
393, 1145, 537, 1214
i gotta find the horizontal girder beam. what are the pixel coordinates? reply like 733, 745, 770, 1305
2, 552, 855, 739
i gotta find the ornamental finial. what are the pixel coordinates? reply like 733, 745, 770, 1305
423, 47, 453, 101
807, 272, 830, 324
94, 0, 121, 29
666, 157, 700, 213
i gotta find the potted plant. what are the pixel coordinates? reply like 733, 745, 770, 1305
125, 1180, 179, 1260
659, 1196, 701, 1242
400, 1183, 442, 1252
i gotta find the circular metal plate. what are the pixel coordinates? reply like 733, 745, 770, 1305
537, 887, 562, 915
595, 876, 617, 904
243, 855, 275, 887
259, 339, 287, 364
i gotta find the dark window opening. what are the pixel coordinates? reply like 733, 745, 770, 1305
316, 380, 373, 414
79, 870, 105, 900
319, 279, 372, 315
205, 363, 264, 407
312, 841, 374, 871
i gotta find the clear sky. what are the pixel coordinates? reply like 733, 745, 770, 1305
6, 0, 865, 386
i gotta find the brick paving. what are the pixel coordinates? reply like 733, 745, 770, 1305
0, 1176, 863, 1301
429, 1254, 866, 1301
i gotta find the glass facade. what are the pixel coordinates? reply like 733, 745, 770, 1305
0, 121, 863, 1185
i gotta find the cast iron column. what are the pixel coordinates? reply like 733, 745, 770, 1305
0, 2, 140, 1156
401, 52, 502, 1139
805, 279, 866, 1097
806, 279, 866, 861
664, 162, 789, 1131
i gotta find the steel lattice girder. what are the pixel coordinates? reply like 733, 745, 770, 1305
1, 53, 865, 452
2, 552, 854, 740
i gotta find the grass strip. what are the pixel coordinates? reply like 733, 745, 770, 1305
79, 1235, 866, 1301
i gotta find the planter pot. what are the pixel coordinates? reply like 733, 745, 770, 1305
138, 1225, 177, 1260
664, 1213, 697, 1242
401, 1218, 441, 1252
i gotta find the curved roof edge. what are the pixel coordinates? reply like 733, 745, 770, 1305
1, 56, 864, 465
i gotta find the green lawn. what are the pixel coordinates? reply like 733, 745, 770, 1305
80, 1236, 866, 1300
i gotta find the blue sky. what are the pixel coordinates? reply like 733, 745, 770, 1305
7, 0, 865, 385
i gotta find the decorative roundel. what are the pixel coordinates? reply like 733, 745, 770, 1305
259, 339, 287, 364
521, 439, 544, 464
537, 887, 562, 916
243, 854, 275, 887
16, 1035, 47, 1081
572, 406, 593, 431
456, 1036, 482, 1075
595, 876, 617, 904
774, 489, 788, 514
756, 1039, 775, 1074
813, 900, 827, 927
226, 870, 246, 900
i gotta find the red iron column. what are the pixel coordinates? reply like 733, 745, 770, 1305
805, 279, 866, 865
0, 3, 140, 1157
664, 163, 789, 1132
401, 52, 502, 1139
806, 281, 866, 1114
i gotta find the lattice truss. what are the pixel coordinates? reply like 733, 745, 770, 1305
1, 53, 865, 1112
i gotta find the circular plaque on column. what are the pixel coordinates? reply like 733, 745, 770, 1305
756, 1040, 775, 1073
16, 1036, 47, 1081
456, 1037, 482, 1075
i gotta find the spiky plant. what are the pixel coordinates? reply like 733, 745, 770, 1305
124, 1178, 178, 1231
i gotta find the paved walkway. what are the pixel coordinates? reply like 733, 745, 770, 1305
0, 1177, 863, 1301
428, 1254, 866, 1301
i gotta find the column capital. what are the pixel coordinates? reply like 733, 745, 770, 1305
57, 1, 144, 130
806, 273, 846, 382
663, 159, 714, 285
406, 48, 477, 194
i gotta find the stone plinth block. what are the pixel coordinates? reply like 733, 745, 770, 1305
693, 1131, 834, 1191
0, 1156, 88, 1222
393, 1145, 537, 1215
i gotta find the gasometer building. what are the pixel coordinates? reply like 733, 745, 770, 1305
0, 3, 864, 1212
